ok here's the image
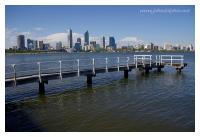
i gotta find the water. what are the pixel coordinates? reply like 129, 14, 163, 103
5, 52, 195, 131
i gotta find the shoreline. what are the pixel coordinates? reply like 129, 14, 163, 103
5, 50, 195, 55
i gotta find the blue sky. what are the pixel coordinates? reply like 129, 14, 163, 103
5, 5, 194, 48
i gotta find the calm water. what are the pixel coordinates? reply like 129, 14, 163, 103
5, 52, 195, 131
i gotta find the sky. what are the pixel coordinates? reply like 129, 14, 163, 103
5, 5, 195, 48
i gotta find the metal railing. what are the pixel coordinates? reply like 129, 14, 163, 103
155, 55, 184, 66
5, 55, 185, 86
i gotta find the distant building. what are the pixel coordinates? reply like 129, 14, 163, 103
109, 36, 116, 50
27, 39, 37, 50
27, 39, 33, 50
144, 44, 151, 50
43, 43, 50, 50
102, 36, 106, 49
188, 44, 194, 51
77, 38, 81, 45
33, 40, 38, 50
150, 43, 154, 50
153, 45, 159, 51
84, 30, 89, 45
106, 45, 113, 51
74, 42, 82, 52
135, 44, 144, 50
181, 46, 187, 51
173, 46, 178, 51
176, 44, 181, 50
56, 41, 62, 50
39, 41, 44, 50
68, 28, 73, 48
90, 41, 96, 46
164, 43, 173, 51
82, 44, 92, 51
17, 35, 25, 50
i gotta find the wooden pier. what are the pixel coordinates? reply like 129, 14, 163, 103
5, 55, 187, 94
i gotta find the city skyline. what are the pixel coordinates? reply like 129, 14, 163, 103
6, 5, 194, 48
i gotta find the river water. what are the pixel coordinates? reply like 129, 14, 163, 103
5, 52, 195, 131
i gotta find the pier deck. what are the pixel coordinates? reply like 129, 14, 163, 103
5, 55, 187, 93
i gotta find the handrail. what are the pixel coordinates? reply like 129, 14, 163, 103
5, 55, 185, 84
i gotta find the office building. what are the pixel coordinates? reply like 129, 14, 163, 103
27, 39, 33, 50
17, 35, 25, 50
77, 38, 81, 45
68, 28, 73, 48
84, 30, 89, 45
27, 39, 37, 50
56, 41, 62, 50
39, 41, 44, 50
109, 36, 116, 50
164, 43, 173, 51
102, 36, 106, 49
74, 42, 82, 52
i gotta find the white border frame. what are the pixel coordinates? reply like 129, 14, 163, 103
1, 0, 199, 136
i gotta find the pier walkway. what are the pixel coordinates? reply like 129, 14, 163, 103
5, 55, 187, 94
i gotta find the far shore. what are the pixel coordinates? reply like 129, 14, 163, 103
5, 50, 195, 56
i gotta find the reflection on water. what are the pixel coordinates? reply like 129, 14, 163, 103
5, 52, 194, 131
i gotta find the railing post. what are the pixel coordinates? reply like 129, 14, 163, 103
127, 57, 130, 69
92, 58, 95, 74
142, 56, 144, 67
160, 55, 162, 65
105, 57, 108, 72
181, 55, 184, 66
59, 60, 62, 79
150, 55, 152, 67
12, 64, 16, 87
77, 59, 80, 77
171, 56, 173, 66
37, 62, 41, 83
156, 55, 157, 66
117, 57, 120, 71
135, 56, 138, 68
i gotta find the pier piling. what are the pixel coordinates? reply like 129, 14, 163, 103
157, 64, 164, 72
86, 73, 95, 87
39, 79, 48, 94
124, 69, 129, 78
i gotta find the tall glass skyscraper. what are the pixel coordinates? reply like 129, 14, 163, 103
68, 28, 73, 48
109, 36, 116, 50
102, 36, 106, 49
17, 35, 25, 50
84, 30, 89, 45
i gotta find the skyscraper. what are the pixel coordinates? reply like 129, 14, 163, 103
39, 41, 44, 50
102, 36, 106, 49
33, 40, 38, 50
84, 30, 89, 45
109, 36, 116, 50
27, 39, 33, 50
17, 35, 25, 50
27, 39, 37, 50
68, 28, 73, 48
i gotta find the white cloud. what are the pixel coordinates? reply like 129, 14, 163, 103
117, 36, 144, 48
